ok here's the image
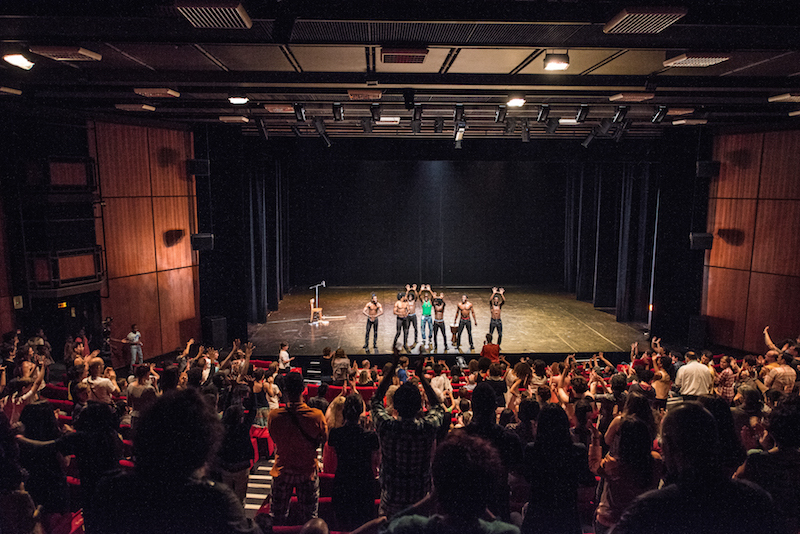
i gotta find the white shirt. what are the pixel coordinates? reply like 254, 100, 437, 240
279, 350, 291, 370
84, 376, 116, 404
675, 360, 713, 396
430, 374, 453, 401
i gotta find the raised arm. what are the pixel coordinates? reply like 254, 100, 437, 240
218, 339, 240, 370
241, 342, 254, 378
763, 326, 780, 352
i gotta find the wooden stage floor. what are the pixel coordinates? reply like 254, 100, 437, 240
248, 286, 648, 357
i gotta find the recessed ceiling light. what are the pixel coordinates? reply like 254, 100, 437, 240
219, 116, 249, 123
559, 118, 579, 125
376, 117, 401, 125
228, 96, 249, 105
672, 119, 708, 125
134, 88, 180, 98
769, 93, 800, 103
507, 96, 526, 107
667, 107, 694, 115
609, 93, 655, 102
115, 104, 155, 111
0, 86, 22, 96
789, 110, 800, 117
663, 53, 730, 68
544, 52, 570, 71
3, 54, 34, 70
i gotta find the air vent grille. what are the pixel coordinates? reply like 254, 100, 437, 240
176, 1, 252, 29
604, 7, 687, 34
381, 48, 428, 64
29, 46, 101, 61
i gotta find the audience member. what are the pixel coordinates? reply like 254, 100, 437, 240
674, 351, 713, 400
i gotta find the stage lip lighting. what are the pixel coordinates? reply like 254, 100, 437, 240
575, 105, 589, 123
537, 104, 550, 122
612, 106, 628, 123
228, 95, 249, 105
3, 54, 34, 70
332, 102, 344, 121
652, 105, 669, 123
293, 103, 306, 122
663, 53, 730, 68
544, 52, 570, 71
495, 105, 507, 123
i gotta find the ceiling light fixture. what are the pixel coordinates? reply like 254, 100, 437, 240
454, 104, 464, 123
370, 103, 381, 122
134, 88, 179, 98
612, 106, 628, 123
228, 95, 249, 105
413, 104, 423, 121
663, 53, 730, 68
293, 103, 306, 122
454, 120, 466, 141
495, 105, 507, 123
609, 93, 655, 102
667, 108, 694, 116
788, 110, 800, 117
219, 115, 249, 123
361, 118, 373, 133
0, 86, 23, 96
614, 119, 632, 143
507, 95, 526, 107
652, 105, 669, 123
537, 105, 550, 122
598, 118, 613, 135
603, 7, 687, 34
376, 117, 401, 125
521, 120, 530, 143
575, 105, 589, 123
332, 102, 344, 121
672, 119, 708, 125
559, 118, 579, 125
581, 130, 597, 148
115, 104, 155, 112
544, 52, 570, 71
769, 93, 800, 103
546, 119, 559, 134
3, 54, 34, 70
434, 117, 444, 133
504, 118, 517, 134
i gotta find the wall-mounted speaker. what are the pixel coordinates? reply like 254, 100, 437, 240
696, 161, 720, 178
190, 233, 214, 251
187, 159, 210, 176
689, 232, 714, 250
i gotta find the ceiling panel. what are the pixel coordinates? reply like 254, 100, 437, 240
662, 51, 800, 77
520, 48, 621, 75
589, 50, 666, 75
200, 45, 295, 71
110, 44, 221, 71
449, 48, 538, 74
376, 47, 451, 73
290, 45, 366, 73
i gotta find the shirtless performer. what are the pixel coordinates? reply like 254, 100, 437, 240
419, 284, 434, 348
489, 287, 505, 345
362, 293, 384, 351
454, 294, 477, 351
432, 292, 448, 352
405, 284, 420, 347
393, 291, 410, 351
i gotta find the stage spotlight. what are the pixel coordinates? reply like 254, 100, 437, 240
612, 106, 628, 123
521, 120, 530, 143
413, 103, 423, 121
313, 116, 326, 134
404, 89, 415, 111
544, 51, 570, 71
495, 105, 507, 123
291, 125, 302, 137
370, 103, 381, 122
454, 139, 463, 149
454, 120, 466, 141
546, 118, 559, 134
504, 117, 517, 134
537, 104, 550, 122
257, 118, 269, 141
598, 118, 613, 135
228, 95, 249, 105
581, 129, 597, 148
332, 102, 344, 121
454, 103, 464, 123
575, 104, 589, 123
361, 118, 372, 133
434, 117, 444, 133
411, 119, 422, 133
293, 103, 306, 122
652, 105, 668, 123
320, 133, 332, 148
613, 118, 632, 143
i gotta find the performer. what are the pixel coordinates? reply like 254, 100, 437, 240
432, 292, 448, 352
123, 323, 143, 371
362, 293, 383, 351
489, 287, 505, 345
419, 284, 434, 348
405, 284, 419, 347
454, 294, 477, 351
393, 291, 410, 351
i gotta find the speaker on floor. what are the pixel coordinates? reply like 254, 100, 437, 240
187, 159, 210, 176
202, 316, 227, 349
696, 161, 720, 178
689, 232, 714, 250
191, 233, 214, 251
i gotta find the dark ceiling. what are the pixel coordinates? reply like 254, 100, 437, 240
2, 0, 800, 143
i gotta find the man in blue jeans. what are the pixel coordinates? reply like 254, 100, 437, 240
124, 324, 143, 371
419, 284, 434, 348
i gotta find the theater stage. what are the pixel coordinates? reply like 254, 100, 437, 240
247, 286, 647, 358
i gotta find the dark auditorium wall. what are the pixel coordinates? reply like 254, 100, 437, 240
89, 122, 200, 360
704, 130, 800, 353
0, 200, 14, 336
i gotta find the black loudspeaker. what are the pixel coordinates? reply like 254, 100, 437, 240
202, 316, 227, 349
190, 233, 214, 251
696, 161, 721, 178
187, 159, 210, 176
688, 315, 707, 349
690, 232, 714, 250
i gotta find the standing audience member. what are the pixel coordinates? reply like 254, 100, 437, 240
216, 384, 258, 504
612, 402, 778, 534
764, 351, 796, 394
674, 351, 713, 401
94, 388, 261, 534
83, 357, 119, 404
127, 363, 158, 429
268, 372, 328, 525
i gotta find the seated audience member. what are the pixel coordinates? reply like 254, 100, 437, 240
570, 398, 594, 448
380, 432, 519, 534
604, 392, 657, 454
72, 382, 90, 421
268, 372, 328, 525
521, 404, 594, 534
731, 385, 766, 439
698, 395, 747, 478
507, 398, 539, 445
357, 369, 374, 387
738, 397, 800, 534
612, 402, 778, 534
589, 416, 662, 534
93, 389, 261, 534
328, 394, 380, 531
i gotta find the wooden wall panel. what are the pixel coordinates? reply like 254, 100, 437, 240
148, 128, 195, 197
102, 197, 156, 278
103, 273, 162, 363
0, 201, 11, 299
706, 198, 757, 270
744, 272, 800, 353
760, 130, 800, 200
157, 266, 200, 352
93, 123, 151, 198
711, 133, 763, 199
58, 254, 96, 280
751, 200, 800, 277
153, 197, 194, 271
704, 266, 750, 349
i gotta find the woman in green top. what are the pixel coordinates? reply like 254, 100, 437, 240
419, 284, 434, 348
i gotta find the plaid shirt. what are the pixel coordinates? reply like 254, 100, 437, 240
715, 367, 735, 402
371, 394, 444, 515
